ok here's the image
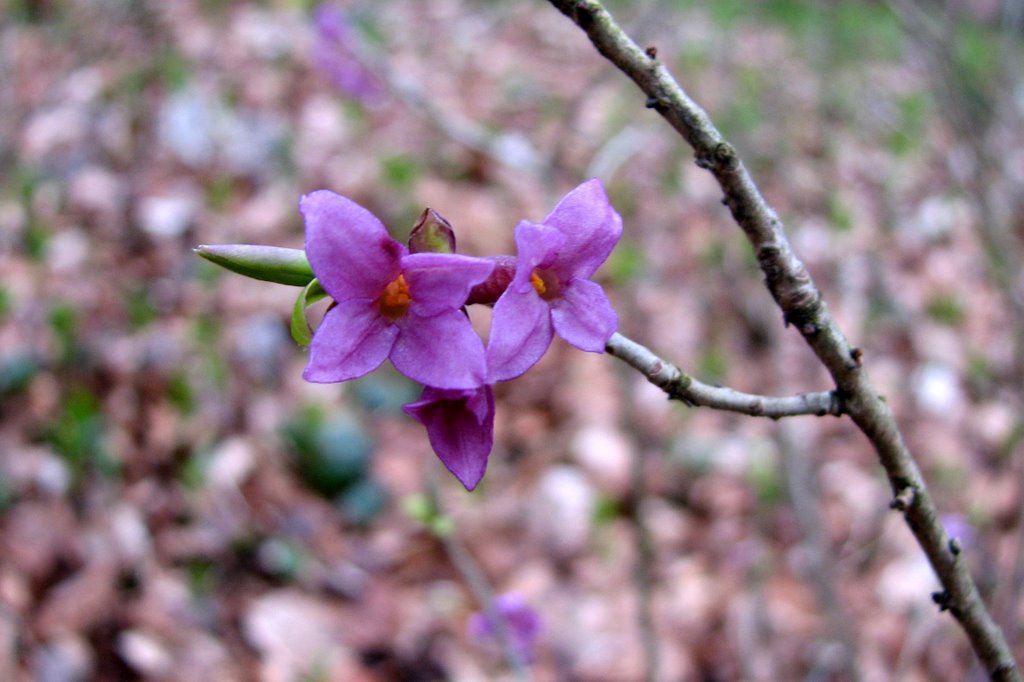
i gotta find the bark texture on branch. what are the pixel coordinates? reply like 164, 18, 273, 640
547, 1, 1020, 678
606, 333, 842, 419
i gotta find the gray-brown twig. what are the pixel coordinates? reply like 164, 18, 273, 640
549, 1, 1020, 678
606, 333, 842, 419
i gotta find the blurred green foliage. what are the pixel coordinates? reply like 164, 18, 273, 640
205, 176, 237, 212
192, 315, 228, 389
888, 92, 931, 156
698, 0, 903, 62
13, 166, 48, 262
925, 293, 966, 327
592, 494, 622, 527
698, 346, 729, 384
698, 239, 727, 269
45, 388, 118, 479
0, 355, 37, 398
350, 372, 420, 415
965, 349, 997, 396
604, 239, 644, 286
282, 405, 388, 526
747, 451, 784, 507
952, 22, 1000, 107
186, 558, 217, 599
167, 370, 196, 415
126, 287, 158, 329
178, 450, 207, 491
257, 537, 305, 580
338, 478, 388, 526
283, 407, 373, 497
401, 493, 453, 537
380, 154, 420, 192
718, 67, 765, 138
49, 302, 79, 365
157, 48, 192, 91
826, 192, 854, 233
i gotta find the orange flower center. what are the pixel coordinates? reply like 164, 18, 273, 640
530, 269, 559, 301
529, 271, 546, 296
379, 274, 411, 320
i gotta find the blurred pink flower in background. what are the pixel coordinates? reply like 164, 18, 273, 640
312, 4, 384, 106
467, 592, 542, 663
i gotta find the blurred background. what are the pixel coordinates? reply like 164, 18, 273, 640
2, 0, 1023, 680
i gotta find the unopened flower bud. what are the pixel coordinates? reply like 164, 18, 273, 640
409, 208, 456, 254
194, 244, 315, 286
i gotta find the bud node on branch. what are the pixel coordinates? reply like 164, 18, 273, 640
712, 142, 738, 169
932, 590, 951, 610
645, 95, 665, 110
889, 485, 917, 511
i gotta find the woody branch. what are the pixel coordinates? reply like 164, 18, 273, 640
546, 0, 1020, 678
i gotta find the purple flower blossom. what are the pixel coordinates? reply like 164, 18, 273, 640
301, 190, 493, 389
468, 592, 542, 663
403, 385, 495, 491
312, 5, 383, 105
486, 179, 622, 382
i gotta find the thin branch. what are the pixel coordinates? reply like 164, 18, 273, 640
892, 0, 1024, 654
619, 370, 661, 682
606, 333, 842, 419
425, 472, 532, 681
778, 421, 862, 681
549, 1, 1021, 679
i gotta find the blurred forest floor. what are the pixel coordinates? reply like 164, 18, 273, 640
2, 1, 1024, 680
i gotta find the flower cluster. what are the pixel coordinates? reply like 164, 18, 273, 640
300, 180, 622, 490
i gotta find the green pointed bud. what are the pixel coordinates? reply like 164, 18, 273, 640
408, 208, 456, 254
194, 244, 314, 286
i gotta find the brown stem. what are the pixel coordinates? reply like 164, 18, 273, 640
546, 1, 1020, 678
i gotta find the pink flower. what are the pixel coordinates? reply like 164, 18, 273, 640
486, 179, 622, 382
468, 592, 542, 663
403, 385, 495, 491
302, 190, 493, 389
312, 5, 383, 105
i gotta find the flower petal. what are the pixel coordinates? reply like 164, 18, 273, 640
403, 385, 494, 491
390, 310, 487, 389
401, 253, 494, 317
303, 299, 396, 383
300, 190, 404, 301
510, 221, 566, 289
486, 288, 554, 382
541, 179, 623, 280
550, 278, 617, 352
